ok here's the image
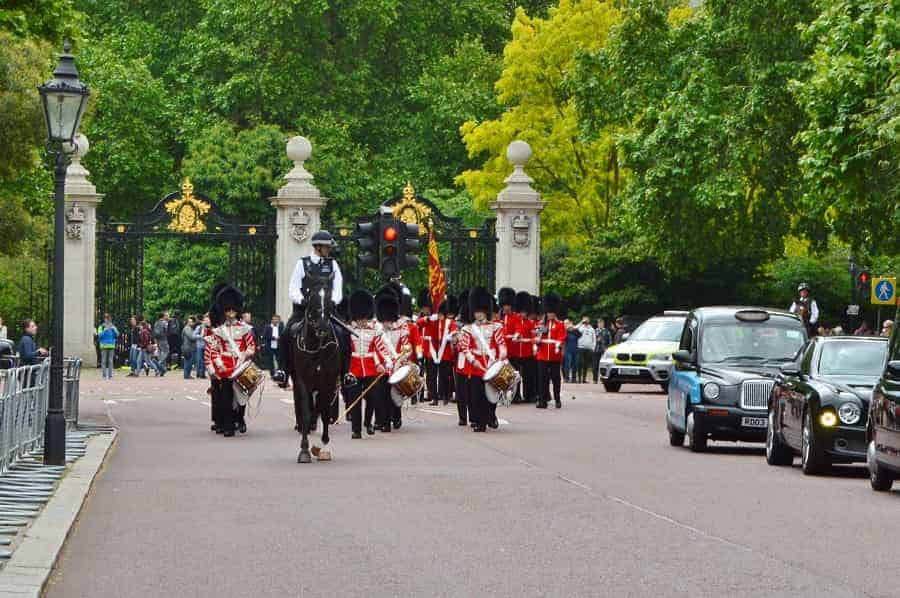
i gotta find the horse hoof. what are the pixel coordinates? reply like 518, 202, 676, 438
317, 450, 332, 461
298, 451, 311, 464
311, 445, 321, 457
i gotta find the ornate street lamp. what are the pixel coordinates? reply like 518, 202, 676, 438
38, 41, 90, 465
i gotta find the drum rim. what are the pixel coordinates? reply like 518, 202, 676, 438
389, 364, 412, 384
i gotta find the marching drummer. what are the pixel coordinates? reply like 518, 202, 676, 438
497, 288, 522, 401
460, 286, 507, 432
454, 290, 473, 427
204, 283, 256, 437
345, 290, 387, 438
375, 287, 409, 432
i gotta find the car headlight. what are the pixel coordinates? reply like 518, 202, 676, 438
702, 383, 720, 400
652, 353, 672, 362
838, 402, 861, 425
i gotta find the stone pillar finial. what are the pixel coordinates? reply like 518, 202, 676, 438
63, 133, 96, 196
270, 135, 328, 318
491, 140, 545, 295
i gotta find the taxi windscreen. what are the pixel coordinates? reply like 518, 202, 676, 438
700, 321, 805, 363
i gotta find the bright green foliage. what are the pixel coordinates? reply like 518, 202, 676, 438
459, 1, 624, 244
0, 0, 82, 42
793, 0, 900, 255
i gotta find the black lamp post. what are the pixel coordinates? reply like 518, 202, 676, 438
38, 41, 90, 466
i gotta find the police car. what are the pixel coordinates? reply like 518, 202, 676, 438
666, 307, 807, 452
597, 312, 687, 392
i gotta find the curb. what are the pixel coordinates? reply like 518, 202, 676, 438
0, 430, 117, 597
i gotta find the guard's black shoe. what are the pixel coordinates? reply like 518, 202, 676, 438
536, 401, 548, 409
238, 421, 247, 434
473, 425, 486, 432
488, 418, 499, 429
210, 424, 217, 432
381, 424, 392, 433
273, 370, 289, 388
430, 399, 439, 406
352, 432, 362, 439
366, 425, 376, 435
223, 430, 235, 437
443, 399, 449, 406
458, 419, 468, 426
555, 399, 562, 409
393, 420, 402, 430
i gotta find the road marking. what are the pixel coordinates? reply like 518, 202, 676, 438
200, 401, 210, 407
280, 398, 293, 405
103, 400, 117, 405
185, 396, 197, 401
418, 408, 451, 416
498, 418, 509, 426
118, 398, 137, 403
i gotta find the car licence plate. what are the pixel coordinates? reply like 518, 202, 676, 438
741, 416, 767, 428
618, 367, 640, 376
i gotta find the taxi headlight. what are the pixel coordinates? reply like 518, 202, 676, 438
702, 383, 720, 400
819, 411, 838, 427
838, 402, 861, 425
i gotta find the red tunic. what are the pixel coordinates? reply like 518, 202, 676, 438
349, 321, 386, 379
501, 311, 523, 359
378, 323, 412, 375
518, 317, 536, 359
204, 321, 256, 379
399, 316, 423, 363
535, 318, 566, 363
460, 320, 507, 377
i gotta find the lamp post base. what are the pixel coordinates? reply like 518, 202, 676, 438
43, 410, 66, 465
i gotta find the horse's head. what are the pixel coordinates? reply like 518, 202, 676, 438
303, 288, 332, 345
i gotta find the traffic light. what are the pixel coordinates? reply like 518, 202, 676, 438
399, 222, 420, 270
380, 217, 401, 277
356, 219, 379, 269
858, 269, 872, 301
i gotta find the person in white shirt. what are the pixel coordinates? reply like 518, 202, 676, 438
575, 316, 597, 384
789, 282, 819, 336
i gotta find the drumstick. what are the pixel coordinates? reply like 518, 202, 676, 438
337, 373, 386, 422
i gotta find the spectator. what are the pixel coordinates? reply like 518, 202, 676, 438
195, 314, 210, 379
0, 316, 7, 340
97, 313, 119, 380
167, 312, 182, 368
181, 316, 199, 379
127, 316, 141, 376
17, 319, 48, 365
854, 320, 873, 336
831, 326, 844, 336
141, 318, 165, 376
563, 319, 581, 383
593, 318, 612, 383
262, 314, 284, 374
575, 316, 596, 384
882, 320, 894, 338
153, 312, 170, 370
613, 317, 629, 344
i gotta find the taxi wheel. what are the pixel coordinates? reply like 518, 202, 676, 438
868, 439, 894, 492
765, 408, 792, 466
659, 383, 669, 393
667, 423, 684, 447
602, 382, 621, 393
686, 412, 707, 452
801, 411, 828, 475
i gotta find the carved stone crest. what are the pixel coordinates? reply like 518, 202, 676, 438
290, 208, 311, 243
66, 203, 85, 240
511, 211, 531, 248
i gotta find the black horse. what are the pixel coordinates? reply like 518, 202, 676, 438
291, 289, 341, 463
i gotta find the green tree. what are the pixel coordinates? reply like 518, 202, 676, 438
793, 0, 900, 255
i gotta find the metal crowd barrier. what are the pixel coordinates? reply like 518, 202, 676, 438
0, 357, 82, 475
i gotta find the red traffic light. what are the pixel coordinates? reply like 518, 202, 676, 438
383, 226, 398, 242
859, 271, 871, 285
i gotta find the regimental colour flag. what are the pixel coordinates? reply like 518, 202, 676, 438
427, 227, 447, 311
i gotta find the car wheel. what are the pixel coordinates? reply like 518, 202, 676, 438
667, 418, 684, 447
660, 383, 669, 394
686, 411, 707, 452
868, 439, 894, 492
801, 410, 828, 475
765, 408, 793, 466
602, 382, 621, 393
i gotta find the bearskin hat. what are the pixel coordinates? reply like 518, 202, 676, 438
349, 289, 374, 320
531, 294, 542, 316
418, 289, 432, 310
498, 287, 516, 308
443, 294, 458, 316
375, 290, 399, 322
515, 291, 533, 314
457, 289, 472, 325
215, 284, 244, 313
209, 282, 228, 306
469, 285, 493, 317
542, 292, 562, 316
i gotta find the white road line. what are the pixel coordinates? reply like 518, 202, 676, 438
103, 400, 117, 405
185, 396, 197, 401
118, 398, 137, 403
280, 398, 293, 405
418, 408, 452, 416
200, 401, 210, 407
498, 418, 509, 426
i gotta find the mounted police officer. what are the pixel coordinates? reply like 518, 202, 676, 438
789, 282, 819, 337
274, 230, 352, 388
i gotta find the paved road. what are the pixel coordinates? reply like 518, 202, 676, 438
45, 371, 899, 597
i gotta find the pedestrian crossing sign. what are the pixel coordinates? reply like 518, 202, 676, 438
872, 277, 897, 306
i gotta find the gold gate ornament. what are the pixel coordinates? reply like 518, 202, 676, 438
165, 178, 211, 233
391, 181, 430, 235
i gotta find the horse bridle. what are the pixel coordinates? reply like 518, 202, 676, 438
297, 289, 338, 354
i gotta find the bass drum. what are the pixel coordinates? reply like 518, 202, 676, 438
232, 360, 264, 406
388, 364, 423, 407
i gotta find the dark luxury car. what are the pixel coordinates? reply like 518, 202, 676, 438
666, 307, 807, 452
866, 321, 900, 491
766, 336, 888, 474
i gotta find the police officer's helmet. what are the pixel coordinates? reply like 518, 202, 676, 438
311, 230, 335, 247
797, 282, 810, 292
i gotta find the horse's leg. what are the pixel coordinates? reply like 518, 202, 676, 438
294, 375, 312, 464
321, 386, 331, 447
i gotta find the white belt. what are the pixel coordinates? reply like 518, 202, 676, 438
539, 339, 560, 344
352, 352, 376, 357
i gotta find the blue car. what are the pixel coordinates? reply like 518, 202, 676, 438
666, 307, 807, 452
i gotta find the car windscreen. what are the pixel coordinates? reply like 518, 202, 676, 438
699, 320, 805, 363
818, 341, 887, 377
628, 319, 684, 342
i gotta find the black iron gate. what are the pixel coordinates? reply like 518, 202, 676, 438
323, 183, 496, 296
96, 179, 276, 324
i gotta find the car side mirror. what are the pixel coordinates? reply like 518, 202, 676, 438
780, 364, 801, 377
673, 349, 693, 364
886, 360, 900, 380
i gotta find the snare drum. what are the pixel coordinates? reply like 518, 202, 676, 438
483, 361, 519, 405
232, 361, 264, 405
388, 364, 423, 407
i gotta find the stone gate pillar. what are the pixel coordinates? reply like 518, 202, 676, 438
270, 136, 327, 319
63, 134, 104, 364
491, 140, 545, 294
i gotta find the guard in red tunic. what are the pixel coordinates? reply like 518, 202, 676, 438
515, 291, 537, 404
375, 289, 411, 432
535, 292, 565, 409
344, 290, 387, 438
423, 297, 457, 406
453, 290, 472, 426
460, 286, 508, 432
204, 284, 257, 437
416, 290, 435, 403
497, 287, 522, 401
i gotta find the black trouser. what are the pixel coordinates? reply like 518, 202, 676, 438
211, 378, 235, 431
539, 360, 561, 405
344, 375, 377, 434
425, 360, 452, 402
578, 349, 592, 382
454, 371, 469, 424
592, 351, 602, 383
468, 376, 487, 426
520, 357, 537, 402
